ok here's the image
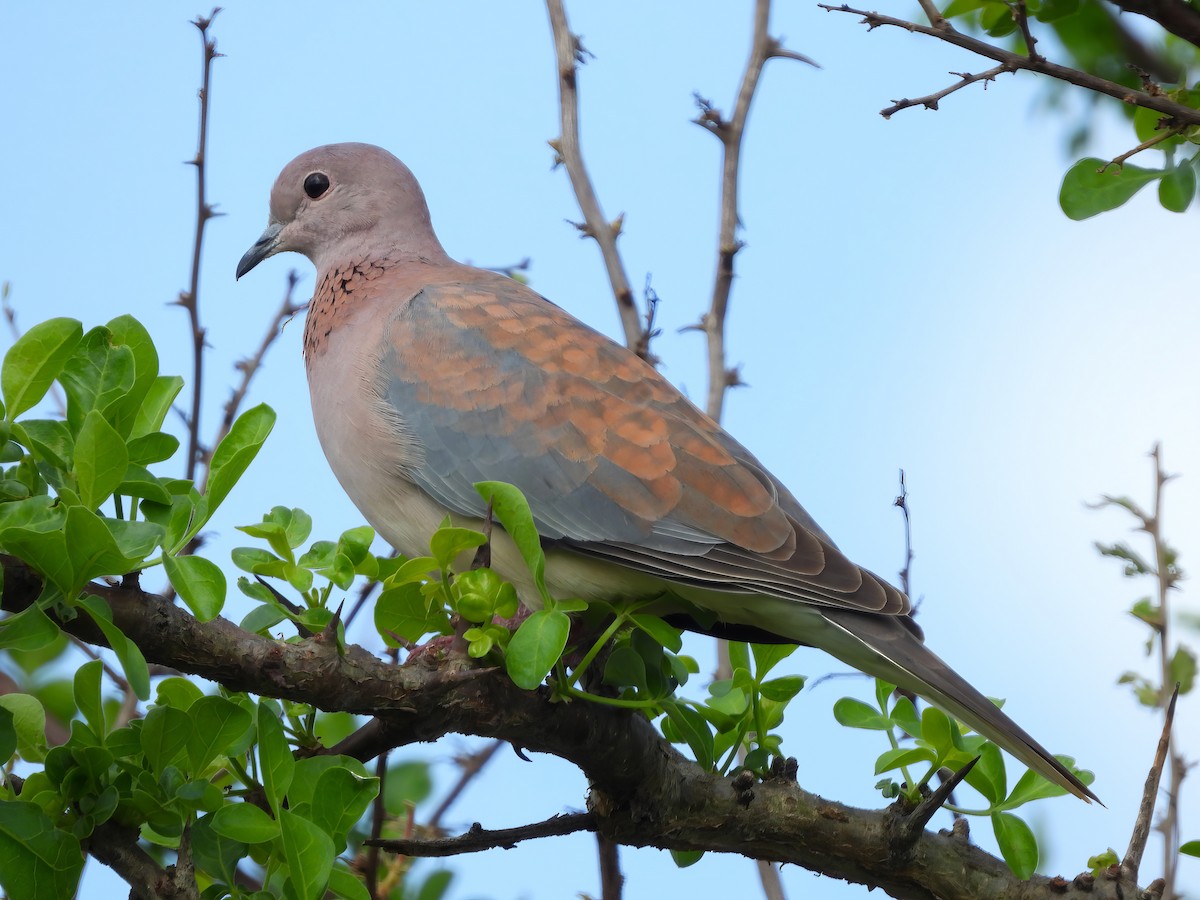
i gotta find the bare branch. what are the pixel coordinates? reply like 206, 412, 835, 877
177, 9, 223, 482
367, 812, 596, 857
881, 64, 1014, 118
819, 3, 1200, 127
1123, 685, 1179, 880
695, 0, 818, 421
893, 469, 914, 599
544, 0, 644, 356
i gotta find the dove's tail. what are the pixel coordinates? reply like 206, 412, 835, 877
814, 607, 1099, 804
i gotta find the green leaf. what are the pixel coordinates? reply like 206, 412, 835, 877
0, 707, 14, 763
670, 849, 705, 868
141, 705, 192, 773
965, 741, 1005, 804
328, 862, 374, 900
873, 746, 936, 774
2, 318, 83, 420
630, 614, 682, 653
186, 695, 254, 773
257, 704, 294, 816
1159, 163, 1196, 212
0, 694, 47, 762
0, 605, 61, 653
603, 645, 649, 689
383, 760, 434, 811
920, 706, 952, 753
73, 659, 105, 737
833, 697, 891, 730
1133, 104, 1175, 144
17, 419, 74, 471
0, 801, 84, 900
131, 376, 184, 439
429, 526, 487, 570
125, 431, 179, 465
102, 315, 159, 437
1169, 645, 1196, 695
115, 464, 172, 504
186, 404, 275, 545
981, 0, 1017, 36
140, 481, 199, 552
1180, 840, 1200, 858
163, 553, 226, 622
62, 507, 161, 597
758, 674, 805, 702
662, 701, 715, 770
190, 813, 246, 886
279, 809, 335, 900
505, 609, 570, 690
210, 803, 279, 843
154, 677, 204, 711
58, 326, 135, 432
74, 594, 150, 700
727, 641, 751, 675
1059, 158, 1162, 220
750, 643, 796, 679
310, 766, 379, 845
374, 582, 451, 646
74, 410, 128, 510
475, 481, 551, 605
1034, 0, 1078, 21
992, 811, 1039, 879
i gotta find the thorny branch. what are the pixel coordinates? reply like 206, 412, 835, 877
881, 64, 1013, 119
819, 3, 1200, 128
1092, 444, 1192, 898
544, 0, 645, 358
691, 0, 816, 424
177, 9, 223, 483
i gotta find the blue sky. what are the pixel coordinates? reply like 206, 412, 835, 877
2, 2, 1198, 897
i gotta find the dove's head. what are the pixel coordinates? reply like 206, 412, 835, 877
237, 142, 446, 278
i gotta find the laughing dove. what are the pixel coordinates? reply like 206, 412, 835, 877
238, 142, 1095, 802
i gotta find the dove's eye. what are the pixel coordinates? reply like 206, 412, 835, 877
304, 172, 331, 199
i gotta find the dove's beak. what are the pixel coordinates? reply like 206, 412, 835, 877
236, 222, 284, 279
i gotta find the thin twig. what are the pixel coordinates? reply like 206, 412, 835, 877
1013, 0, 1042, 61
365, 748, 388, 899
1124, 685, 1179, 881
544, 0, 644, 355
366, 811, 595, 856
819, 3, 1200, 128
177, 10, 223, 483
916, 0, 950, 28
881, 64, 1014, 118
1145, 445, 1183, 896
893, 469, 914, 598
693, 0, 816, 422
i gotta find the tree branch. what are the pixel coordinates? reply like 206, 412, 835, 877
693, 0, 816, 422
544, 0, 645, 357
0, 556, 1149, 899
819, 3, 1200, 127
368, 812, 596, 856
177, 9, 223, 482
